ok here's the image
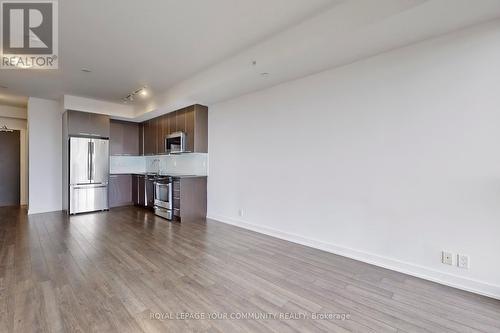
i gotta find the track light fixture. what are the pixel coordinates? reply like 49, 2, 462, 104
122, 86, 148, 103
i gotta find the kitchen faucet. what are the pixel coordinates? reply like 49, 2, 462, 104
152, 158, 160, 174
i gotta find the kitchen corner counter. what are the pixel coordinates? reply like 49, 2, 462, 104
109, 172, 207, 179
164, 174, 207, 179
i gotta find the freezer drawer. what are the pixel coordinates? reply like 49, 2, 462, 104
70, 184, 109, 214
154, 206, 172, 220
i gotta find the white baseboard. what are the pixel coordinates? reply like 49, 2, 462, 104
207, 214, 500, 300
28, 208, 63, 215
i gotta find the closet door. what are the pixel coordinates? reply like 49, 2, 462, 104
0, 130, 20, 206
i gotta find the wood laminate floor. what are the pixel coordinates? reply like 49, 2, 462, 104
0, 206, 499, 333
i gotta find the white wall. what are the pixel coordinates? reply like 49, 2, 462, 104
208, 21, 500, 298
28, 98, 63, 214
0, 116, 28, 204
63, 95, 135, 120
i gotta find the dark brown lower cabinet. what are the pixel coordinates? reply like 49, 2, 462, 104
175, 177, 207, 222
132, 175, 139, 205
133, 175, 146, 206
146, 177, 155, 207
172, 179, 181, 219
120, 174, 207, 222
131, 174, 154, 207
109, 175, 133, 208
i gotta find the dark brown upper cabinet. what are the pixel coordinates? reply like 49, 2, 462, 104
168, 111, 176, 135
189, 104, 208, 153
156, 114, 169, 153
140, 104, 208, 155
138, 124, 144, 155
142, 118, 158, 155
175, 108, 186, 134
110, 120, 140, 155
185, 107, 195, 152
66, 110, 110, 138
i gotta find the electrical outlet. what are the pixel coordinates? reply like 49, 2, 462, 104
457, 254, 470, 269
442, 251, 453, 265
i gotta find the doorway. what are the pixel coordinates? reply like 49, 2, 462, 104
0, 130, 20, 206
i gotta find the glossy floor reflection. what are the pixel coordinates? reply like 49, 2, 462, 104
0, 206, 499, 332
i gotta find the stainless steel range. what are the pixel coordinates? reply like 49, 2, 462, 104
154, 176, 173, 220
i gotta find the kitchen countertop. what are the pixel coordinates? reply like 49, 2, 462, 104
109, 172, 207, 179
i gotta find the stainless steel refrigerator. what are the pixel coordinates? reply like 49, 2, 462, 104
69, 137, 109, 214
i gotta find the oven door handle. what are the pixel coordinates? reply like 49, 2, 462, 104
154, 182, 172, 198
154, 181, 171, 187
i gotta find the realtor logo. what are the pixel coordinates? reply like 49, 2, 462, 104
1, 1, 58, 69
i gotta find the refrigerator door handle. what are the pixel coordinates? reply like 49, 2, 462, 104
89, 141, 94, 183
90, 141, 94, 181
87, 141, 91, 180
92, 141, 95, 181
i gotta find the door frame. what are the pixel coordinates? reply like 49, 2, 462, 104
0, 117, 27, 206
0, 129, 21, 206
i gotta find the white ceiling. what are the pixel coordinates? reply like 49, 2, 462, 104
2, 0, 500, 120
0, 0, 336, 101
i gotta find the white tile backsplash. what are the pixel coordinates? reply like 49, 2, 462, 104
146, 153, 208, 175
110, 156, 146, 174
110, 154, 208, 176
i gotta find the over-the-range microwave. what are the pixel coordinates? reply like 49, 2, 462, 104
165, 131, 187, 154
